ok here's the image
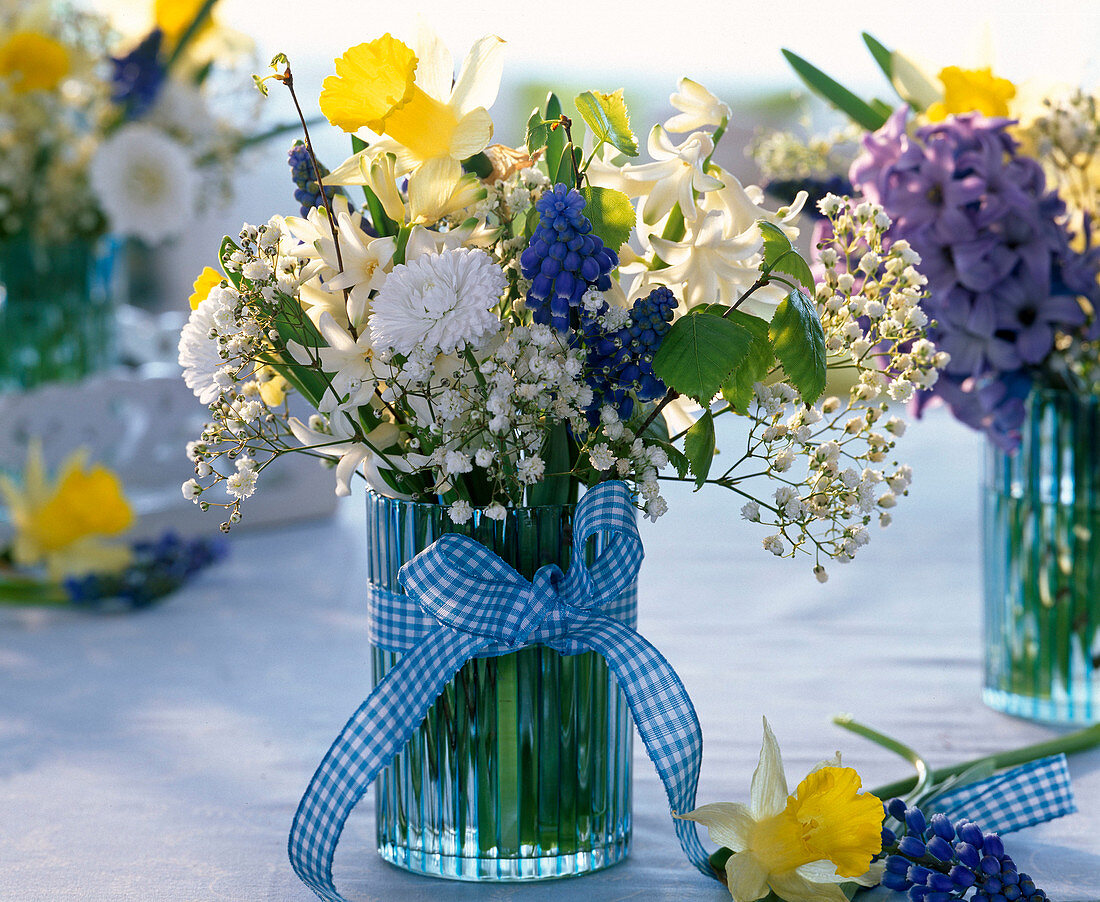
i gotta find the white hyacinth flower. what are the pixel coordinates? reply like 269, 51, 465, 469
665, 77, 731, 133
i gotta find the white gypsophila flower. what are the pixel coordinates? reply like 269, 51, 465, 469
370, 248, 507, 356
178, 294, 226, 405
89, 124, 199, 243
448, 499, 473, 524
182, 478, 202, 500
589, 443, 615, 471
483, 502, 507, 521
741, 501, 760, 522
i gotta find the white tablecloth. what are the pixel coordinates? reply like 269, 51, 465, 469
2, 409, 1098, 901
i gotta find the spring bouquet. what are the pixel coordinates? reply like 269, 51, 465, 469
177, 22, 949, 897
780, 39, 1100, 724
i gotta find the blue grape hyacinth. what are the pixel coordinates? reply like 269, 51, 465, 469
288, 142, 343, 218
64, 532, 226, 610
879, 798, 1049, 902
520, 184, 618, 330
582, 286, 677, 423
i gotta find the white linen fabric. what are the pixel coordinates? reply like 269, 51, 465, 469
1, 408, 1097, 901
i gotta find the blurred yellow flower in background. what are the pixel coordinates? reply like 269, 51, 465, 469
154, 0, 214, 47
927, 66, 1016, 121
0, 30, 70, 93
0, 444, 134, 580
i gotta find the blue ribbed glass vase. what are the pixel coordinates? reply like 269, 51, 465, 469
365, 492, 633, 880
0, 237, 117, 391
983, 385, 1100, 723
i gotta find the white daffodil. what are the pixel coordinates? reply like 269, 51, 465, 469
286, 414, 406, 498
321, 211, 396, 328
665, 77, 731, 132
313, 312, 377, 413
619, 126, 724, 225
404, 219, 500, 261
678, 718, 884, 902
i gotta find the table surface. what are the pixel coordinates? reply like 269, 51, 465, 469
2, 408, 1098, 902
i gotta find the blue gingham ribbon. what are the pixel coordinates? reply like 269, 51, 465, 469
288, 481, 709, 901
930, 754, 1076, 835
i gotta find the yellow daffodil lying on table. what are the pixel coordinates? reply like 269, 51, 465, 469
0, 443, 134, 581
679, 718, 883, 902
0, 443, 224, 610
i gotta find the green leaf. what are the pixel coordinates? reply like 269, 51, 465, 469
683, 409, 715, 488
781, 48, 888, 131
862, 32, 894, 81
757, 220, 815, 292
462, 152, 493, 178
525, 108, 550, 154
870, 98, 895, 120
218, 237, 244, 290
527, 421, 574, 507
719, 311, 775, 413
579, 186, 634, 251
769, 288, 827, 404
651, 309, 753, 406
574, 89, 639, 157
542, 93, 568, 185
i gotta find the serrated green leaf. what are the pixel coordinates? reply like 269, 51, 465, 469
574, 89, 639, 157
652, 310, 753, 406
769, 288, 827, 404
658, 440, 691, 480
526, 108, 551, 154
781, 48, 888, 131
757, 220, 816, 293
862, 32, 894, 81
684, 409, 715, 489
719, 311, 775, 413
579, 186, 634, 251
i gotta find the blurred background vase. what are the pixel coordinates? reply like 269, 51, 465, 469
0, 236, 118, 392
983, 385, 1100, 724
366, 491, 634, 881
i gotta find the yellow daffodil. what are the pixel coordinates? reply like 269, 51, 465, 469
0, 443, 134, 580
320, 23, 502, 169
189, 265, 224, 310
678, 718, 884, 902
0, 30, 70, 93
926, 66, 1016, 121
319, 22, 502, 227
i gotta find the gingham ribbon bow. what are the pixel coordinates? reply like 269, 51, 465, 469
288, 481, 710, 902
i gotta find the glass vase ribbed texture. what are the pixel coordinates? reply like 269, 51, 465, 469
365, 491, 633, 880
0, 237, 116, 391
983, 385, 1100, 723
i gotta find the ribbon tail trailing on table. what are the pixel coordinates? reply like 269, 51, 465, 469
288, 481, 711, 902
930, 754, 1076, 835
